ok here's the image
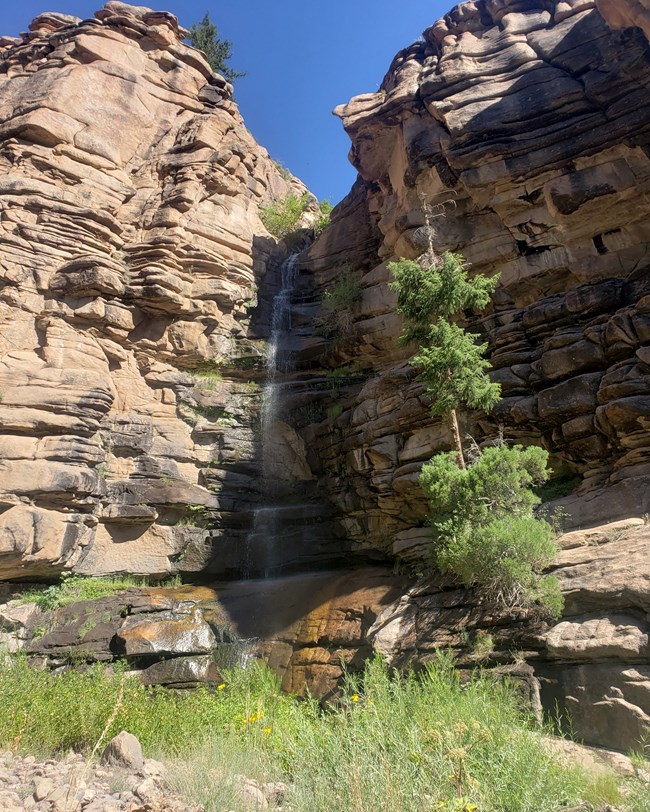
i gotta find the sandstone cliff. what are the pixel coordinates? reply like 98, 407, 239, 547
293, 0, 650, 750
0, 2, 320, 582
304, 0, 650, 557
1, 0, 649, 755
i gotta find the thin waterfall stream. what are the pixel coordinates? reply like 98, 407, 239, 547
244, 253, 300, 577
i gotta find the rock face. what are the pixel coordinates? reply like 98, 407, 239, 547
290, 0, 650, 750
368, 522, 650, 752
0, 3, 320, 581
0, 569, 406, 696
299, 0, 650, 562
1, 0, 650, 757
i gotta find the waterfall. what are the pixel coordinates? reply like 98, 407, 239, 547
260, 253, 299, 478
244, 253, 300, 577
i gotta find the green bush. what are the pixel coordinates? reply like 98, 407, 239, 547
272, 160, 293, 182
260, 193, 310, 239
314, 199, 333, 235
419, 444, 563, 616
0, 654, 635, 812
318, 266, 362, 339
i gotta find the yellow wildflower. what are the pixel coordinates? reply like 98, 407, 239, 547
217, 683, 226, 691
263, 727, 272, 735
350, 694, 360, 702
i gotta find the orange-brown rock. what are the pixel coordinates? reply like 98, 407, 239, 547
2, 568, 405, 696
0, 3, 316, 580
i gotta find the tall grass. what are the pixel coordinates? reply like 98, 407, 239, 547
0, 654, 643, 812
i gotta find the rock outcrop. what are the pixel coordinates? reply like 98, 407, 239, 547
290, 0, 650, 750
368, 521, 650, 752
0, 568, 406, 697
301, 0, 650, 560
1, 0, 650, 757
0, 2, 320, 581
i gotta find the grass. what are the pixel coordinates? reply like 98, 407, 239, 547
192, 370, 223, 391
0, 654, 644, 812
17, 574, 182, 611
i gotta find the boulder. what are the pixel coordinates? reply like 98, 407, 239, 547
101, 731, 144, 772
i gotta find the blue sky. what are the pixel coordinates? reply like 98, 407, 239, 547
1, 1, 452, 204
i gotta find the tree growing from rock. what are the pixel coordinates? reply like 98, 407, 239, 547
388, 251, 562, 616
388, 251, 500, 468
187, 13, 245, 83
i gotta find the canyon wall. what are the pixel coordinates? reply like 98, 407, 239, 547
295, 0, 650, 750
303, 0, 650, 560
0, 2, 326, 582
0, 0, 649, 752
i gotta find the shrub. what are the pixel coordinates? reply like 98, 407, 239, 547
260, 193, 310, 239
314, 200, 333, 235
419, 444, 563, 616
317, 266, 362, 339
272, 160, 293, 182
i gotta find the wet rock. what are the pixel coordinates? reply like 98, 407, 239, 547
116, 609, 217, 659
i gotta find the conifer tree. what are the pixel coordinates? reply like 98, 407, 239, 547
187, 13, 245, 83
388, 251, 500, 467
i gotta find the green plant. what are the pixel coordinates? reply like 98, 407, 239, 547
260, 193, 310, 239
419, 444, 563, 616
192, 366, 224, 391
318, 267, 362, 340
471, 630, 495, 661
176, 504, 210, 528
272, 160, 293, 182
187, 13, 245, 83
0, 654, 637, 812
314, 199, 333, 235
326, 404, 343, 420
17, 574, 181, 611
388, 252, 500, 468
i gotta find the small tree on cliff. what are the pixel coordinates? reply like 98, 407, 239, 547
388, 251, 562, 616
187, 13, 245, 83
388, 251, 500, 468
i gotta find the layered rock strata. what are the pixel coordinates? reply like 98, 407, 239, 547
302, 0, 650, 560
0, 568, 406, 697
0, 2, 325, 581
291, 0, 650, 750
368, 522, 650, 752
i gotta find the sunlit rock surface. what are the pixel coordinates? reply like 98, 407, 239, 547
0, 2, 317, 581
1, 0, 650, 756
0, 570, 406, 696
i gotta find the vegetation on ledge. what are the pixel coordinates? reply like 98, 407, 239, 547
17, 574, 181, 611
